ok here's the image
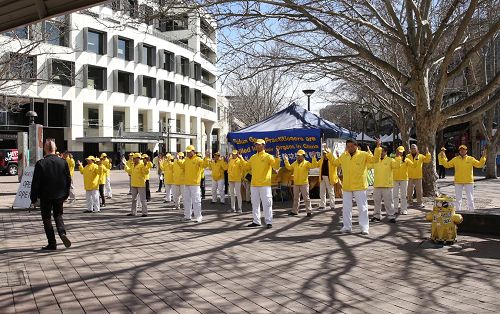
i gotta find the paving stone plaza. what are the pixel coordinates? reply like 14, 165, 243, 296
1, 171, 499, 313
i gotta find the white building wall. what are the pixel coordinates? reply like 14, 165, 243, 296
0, 3, 218, 156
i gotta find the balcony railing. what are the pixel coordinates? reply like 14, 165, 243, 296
202, 78, 215, 88
174, 40, 194, 52
201, 52, 215, 64
201, 103, 215, 112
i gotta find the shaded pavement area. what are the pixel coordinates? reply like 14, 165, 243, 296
0, 172, 499, 313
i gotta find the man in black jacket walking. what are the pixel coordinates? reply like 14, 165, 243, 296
30, 139, 72, 250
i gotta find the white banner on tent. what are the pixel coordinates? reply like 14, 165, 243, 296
12, 166, 35, 209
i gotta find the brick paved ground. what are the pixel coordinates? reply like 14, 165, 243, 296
0, 171, 499, 313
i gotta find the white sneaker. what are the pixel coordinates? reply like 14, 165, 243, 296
361, 230, 369, 235
196, 217, 203, 223
237, 209, 243, 213
340, 227, 352, 233
402, 210, 408, 215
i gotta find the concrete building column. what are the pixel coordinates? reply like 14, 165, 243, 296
101, 103, 113, 137
195, 116, 202, 152
168, 112, 177, 153
203, 120, 215, 155
183, 114, 190, 150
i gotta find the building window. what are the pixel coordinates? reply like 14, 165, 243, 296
193, 62, 201, 81
114, 70, 134, 94
9, 54, 36, 81
85, 65, 107, 91
85, 29, 106, 55
115, 36, 134, 61
44, 18, 69, 47
140, 76, 156, 98
87, 108, 99, 129
180, 57, 190, 77
159, 14, 189, 31
140, 43, 156, 66
194, 89, 201, 107
180, 85, 189, 104
163, 51, 175, 72
163, 81, 175, 101
4, 27, 29, 39
138, 113, 144, 132
200, 18, 214, 37
50, 59, 74, 86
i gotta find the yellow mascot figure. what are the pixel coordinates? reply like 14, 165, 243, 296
425, 195, 463, 244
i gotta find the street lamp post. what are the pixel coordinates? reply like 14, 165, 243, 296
302, 89, 315, 111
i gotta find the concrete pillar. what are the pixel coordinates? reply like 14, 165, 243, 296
195, 116, 202, 152
203, 121, 215, 155
168, 112, 177, 152
71, 100, 84, 139
183, 114, 190, 150
151, 109, 159, 132
101, 103, 113, 137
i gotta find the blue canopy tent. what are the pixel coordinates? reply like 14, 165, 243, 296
227, 103, 354, 160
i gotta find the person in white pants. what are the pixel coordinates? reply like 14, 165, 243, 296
370, 146, 401, 223
228, 150, 246, 212
122, 153, 151, 217
332, 138, 381, 235
392, 146, 414, 215
439, 145, 487, 211
209, 152, 228, 204
171, 153, 185, 210
161, 154, 174, 203
181, 146, 209, 222
78, 156, 100, 213
318, 147, 339, 210
101, 154, 112, 199
244, 139, 281, 229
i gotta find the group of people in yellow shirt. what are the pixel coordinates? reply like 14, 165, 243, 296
65, 136, 486, 232
269, 139, 486, 234
77, 153, 112, 213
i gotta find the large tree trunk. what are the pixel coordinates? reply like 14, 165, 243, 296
415, 121, 438, 196
413, 76, 438, 197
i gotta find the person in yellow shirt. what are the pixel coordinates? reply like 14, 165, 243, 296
180, 145, 209, 222
318, 146, 339, 211
160, 153, 174, 203
439, 145, 486, 211
406, 144, 431, 208
209, 152, 228, 204
244, 139, 281, 229
122, 153, 151, 216
392, 146, 414, 215
172, 152, 185, 210
332, 138, 381, 234
197, 152, 206, 199
126, 152, 134, 195
78, 156, 100, 213
142, 154, 153, 202
96, 157, 107, 208
284, 149, 318, 217
227, 150, 246, 213
370, 146, 401, 223
100, 153, 113, 199
63, 151, 76, 202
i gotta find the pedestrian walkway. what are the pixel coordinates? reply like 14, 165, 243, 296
0, 172, 499, 313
